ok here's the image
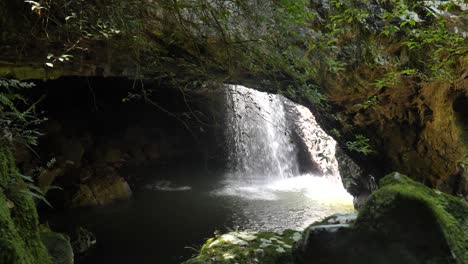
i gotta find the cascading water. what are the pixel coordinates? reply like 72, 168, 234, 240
224, 85, 299, 184
217, 84, 354, 231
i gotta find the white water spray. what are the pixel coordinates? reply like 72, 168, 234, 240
218, 85, 353, 231
225, 85, 299, 184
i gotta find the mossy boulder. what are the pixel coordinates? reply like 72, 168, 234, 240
184, 230, 301, 264
0, 148, 52, 264
356, 172, 468, 263
294, 172, 468, 264
40, 230, 74, 264
71, 175, 131, 207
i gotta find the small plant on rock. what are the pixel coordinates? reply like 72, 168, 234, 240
0, 78, 56, 206
346, 134, 375, 155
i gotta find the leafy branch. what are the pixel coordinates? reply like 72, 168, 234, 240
346, 134, 375, 155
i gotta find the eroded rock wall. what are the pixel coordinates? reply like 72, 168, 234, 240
328, 68, 468, 197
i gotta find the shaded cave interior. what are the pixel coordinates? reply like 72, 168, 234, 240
18, 77, 332, 210
20, 77, 228, 209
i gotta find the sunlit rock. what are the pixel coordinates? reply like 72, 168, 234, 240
284, 99, 340, 178
184, 230, 298, 264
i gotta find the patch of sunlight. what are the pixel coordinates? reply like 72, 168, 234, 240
214, 174, 353, 206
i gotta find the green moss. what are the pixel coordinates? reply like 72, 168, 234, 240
356, 172, 468, 264
0, 148, 52, 264
184, 230, 300, 264
40, 229, 73, 264
294, 173, 467, 264
0, 66, 64, 80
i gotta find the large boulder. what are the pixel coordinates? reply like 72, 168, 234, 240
184, 230, 300, 264
293, 213, 357, 264
40, 231, 73, 264
293, 172, 468, 264
71, 175, 131, 207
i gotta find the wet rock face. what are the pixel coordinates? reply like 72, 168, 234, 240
284, 98, 340, 177
334, 147, 365, 196
293, 173, 468, 264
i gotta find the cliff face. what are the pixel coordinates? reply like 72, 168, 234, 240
314, 2, 468, 196
0, 0, 466, 197
328, 64, 468, 195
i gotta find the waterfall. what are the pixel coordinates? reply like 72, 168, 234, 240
224, 84, 345, 188
220, 85, 353, 230
225, 85, 299, 184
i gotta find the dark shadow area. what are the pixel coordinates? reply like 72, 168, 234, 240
295, 197, 453, 264
453, 95, 468, 146
21, 77, 230, 264
16, 77, 227, 209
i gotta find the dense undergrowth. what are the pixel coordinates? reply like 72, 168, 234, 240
2, 0, 465, 96
0, 149, 52, 264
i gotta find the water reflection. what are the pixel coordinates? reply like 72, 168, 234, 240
213, 174, 354, 231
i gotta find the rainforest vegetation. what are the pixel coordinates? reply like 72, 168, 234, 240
0, 0, 467, 264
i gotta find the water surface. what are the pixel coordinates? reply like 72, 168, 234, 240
47, 170, 353, 263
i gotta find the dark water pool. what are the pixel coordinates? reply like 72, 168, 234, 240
46, 177, 234, 263
46, 171, 353, 263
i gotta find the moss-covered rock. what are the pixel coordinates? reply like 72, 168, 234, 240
71, 175, 131, 208
0, 148, 52, 264
294, 172, 468, 264
356, 172, 468, 263
40, 230, 74, 264
184, 230, 301, 264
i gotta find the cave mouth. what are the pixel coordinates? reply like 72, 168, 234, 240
29, 76, 226, 174
28, 78, 353, 264
453, 94, 468, 146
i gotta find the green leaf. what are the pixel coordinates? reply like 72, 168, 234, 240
18, 174, 34, 183
18, 189, 53, 208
